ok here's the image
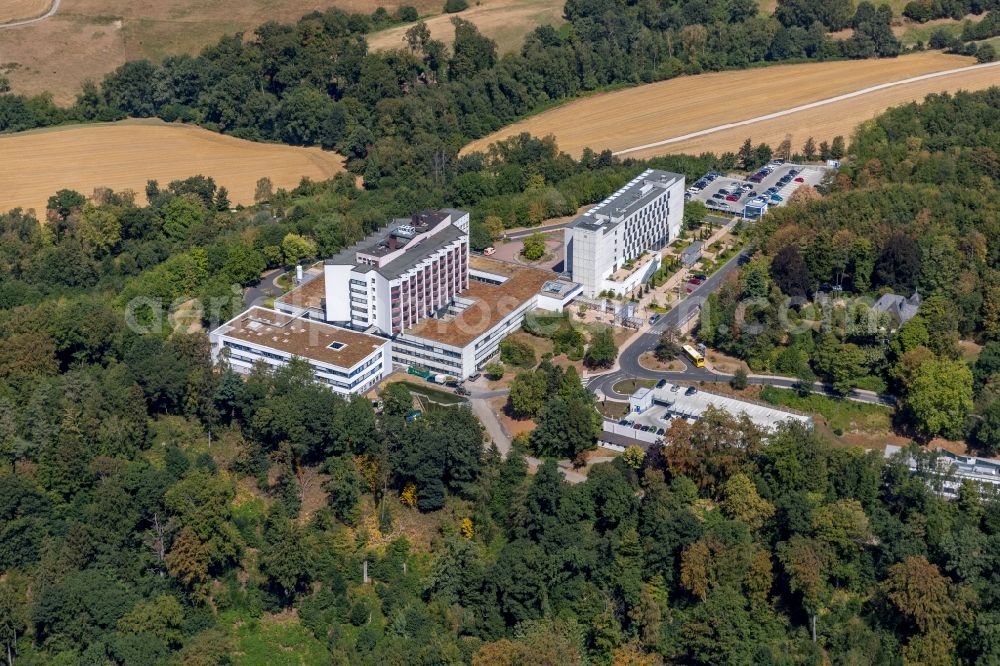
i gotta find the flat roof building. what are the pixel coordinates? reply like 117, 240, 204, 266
627, 382, 812, 432
268, 212, 580, 381
885, 445, 1000, 498
564, 169, 684, 297
210, 307, 391, 396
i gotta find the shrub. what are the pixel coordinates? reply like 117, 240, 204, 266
444, 0, 467, 13
521, 233, 546, 261
731, 367, 749, 390
396, 5, 419, 21
484, 362, 505, 380
500, 338, 536, 368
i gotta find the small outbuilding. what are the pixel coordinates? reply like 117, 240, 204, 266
630, 387, 654, 413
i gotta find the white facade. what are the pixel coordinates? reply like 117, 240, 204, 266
885, 446, 1000, 499
564, 169, 684, 297
210, 307, 392, 396
323, 210, 470, 335
270, 210, 580, 381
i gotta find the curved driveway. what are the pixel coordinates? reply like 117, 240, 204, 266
586, 248, 895, 407
0, 0, 60, 28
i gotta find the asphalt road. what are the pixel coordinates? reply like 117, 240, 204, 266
501, 220, 574, 240
243, 268, 287, 308
586, 248, 895, 407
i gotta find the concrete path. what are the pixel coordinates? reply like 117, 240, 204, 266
0, 0, 60, 28
470, 395, 587, 484
614, 60, 1000, 156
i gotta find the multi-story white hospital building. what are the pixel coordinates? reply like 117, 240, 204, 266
211, 209, 580, 392
564, 169, 684, 297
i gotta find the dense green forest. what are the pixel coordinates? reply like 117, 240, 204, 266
701, 87, 1000, 448
1, 84, 1000, 664
3, 0, 1000, 662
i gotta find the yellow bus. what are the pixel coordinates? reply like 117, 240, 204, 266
683, 344, 705, 368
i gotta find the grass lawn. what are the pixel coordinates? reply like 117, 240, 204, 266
598, 399, 631, 420
398, 380, 466, 406
612, 378, 656, 395
897, 20, 964, 45
759, 386, 893, 434
274, 272, 292, 291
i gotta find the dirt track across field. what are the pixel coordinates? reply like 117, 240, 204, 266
461, 52, 984, 158
0, 0, 56, 26
0, 119, 345, 215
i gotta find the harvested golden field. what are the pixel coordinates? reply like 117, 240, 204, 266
639, 62, 1000, 159
368, 0, 564, 54
0, 0, 441, 103
0, 119, 345, 215
461, 52, 979, 159
0, 0, 52, 24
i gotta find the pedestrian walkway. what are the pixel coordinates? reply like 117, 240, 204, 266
583, 218, 739, 380
470, 396, 587, 484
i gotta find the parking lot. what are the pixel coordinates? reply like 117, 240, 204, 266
618, 381, 814, 432
685, 162, 830, 216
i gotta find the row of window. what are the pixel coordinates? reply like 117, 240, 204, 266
392, 352, 461, 372
222, 340, 382, 378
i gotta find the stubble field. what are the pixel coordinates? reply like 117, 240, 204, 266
0, 119, 345, 215
368, 0, 564, 54
0, 0, 442, 103
0, 0, 52, 24
461, 51, 986, 159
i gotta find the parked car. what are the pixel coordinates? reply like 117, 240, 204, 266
719, 202, 731, 208
656, 379, 667, 389
712, 192, 725, 199
633, 423, 643, 430
725, 194, 739, 201
649, 314, 661, 325
788, 169, 799, 176
618, 418, 629, 425
656, 427, 665, 435
794, 176, 805, 182
694, 273, 707, 280
469, 372, 481, 382
685, 386, 698, 396
747, 191, 757, 197
770, 194, 783, 202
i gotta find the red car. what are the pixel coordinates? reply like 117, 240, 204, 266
794, 176, 805, 183
725, 194, 739, 201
